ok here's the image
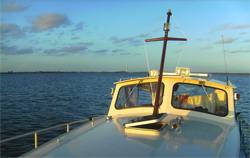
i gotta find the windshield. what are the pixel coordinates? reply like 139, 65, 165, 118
115, 82, 164, 109
172, 83, 228, 116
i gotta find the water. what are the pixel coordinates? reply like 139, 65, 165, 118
1, 73, 249, 157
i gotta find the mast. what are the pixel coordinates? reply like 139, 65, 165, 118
145, 9, 187, 116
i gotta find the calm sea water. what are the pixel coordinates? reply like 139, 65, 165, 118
1, 73, 249, 157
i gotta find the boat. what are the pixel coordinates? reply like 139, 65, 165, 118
1, 9, 249, 157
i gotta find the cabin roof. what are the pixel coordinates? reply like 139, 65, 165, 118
115, 76, 237, 88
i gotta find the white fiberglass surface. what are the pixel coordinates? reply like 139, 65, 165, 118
40, 114, 236, 157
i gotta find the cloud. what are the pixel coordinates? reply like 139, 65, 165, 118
172, 50, 182, 53
43, 46, 88, 56
211, 23, 233, 32
59, 46, 87, 53
196, 38, 202, 42
2, 2, 30, 12
59, 32, 64, 35
71, 21, 85, 32
230, 50, 249, 53
215, 37, 238, 44
244, 39, 250, 42
43, 49, 58, 55
178, 42, 185, 45
231, 24, 250, 29
120, 53, 130, 55
112, 49, 125, 53
77, 42, 94, 46
109, 34, 145, 46
240, 32, 248, 34
71, 37, 80, 40
201, 45, 212, 50
93, 49, 109, 54
31, 13, 71, 31
1, 44, 33, 55
136, 34, 148, 38
0, 23, 27, 39
28, 39, 39, 44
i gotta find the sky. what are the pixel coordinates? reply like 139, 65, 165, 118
0, 0, 249, 73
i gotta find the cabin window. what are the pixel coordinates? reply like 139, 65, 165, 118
172, 83, 228, 116
115, 82, 164, 109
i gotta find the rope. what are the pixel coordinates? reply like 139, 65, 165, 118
172, 14, 187, 38
144, 14, 166, 97
176, 41, 188, 68
146, 14, 167, 39
172, 14, 188, 69
144, 14, 167, 73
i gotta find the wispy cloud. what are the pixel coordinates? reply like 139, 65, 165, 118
109, 33, 147, 46
215, 37, 238, 44
59, 46, 87, 52
120, 53, 130, 55
172, 50, 182, 53
71, 22, 85, 32
244, 39, 250, 42
71, 37, 80, 40
43, 46, 88, 56
230, 50, 249, 53
28, 39, 39, 44
93, 49, 109, 54
178, 42, 185, 45
31, 13, 71, 31
77, 42, 94, 46
240, 32, 248, 34
136, 34, 148, 38
231, 24, 250, 29
112, 49, 125, 53
2, 2, 30, 12
196, 38, 203, 42
0, 23, 27, 39
211, 23, 233, 32
1, 43, 33, 55
201, 45, 212, 50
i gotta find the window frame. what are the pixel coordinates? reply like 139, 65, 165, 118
171, 82, 228, 117
115, 82, 165, 110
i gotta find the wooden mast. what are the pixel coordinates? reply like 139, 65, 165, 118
145, 9, 187, 116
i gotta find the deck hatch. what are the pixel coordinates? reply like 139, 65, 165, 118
123, 113, 167, 129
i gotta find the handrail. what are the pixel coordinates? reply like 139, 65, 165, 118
0, 115, 106, 149
238, 114, 250, 158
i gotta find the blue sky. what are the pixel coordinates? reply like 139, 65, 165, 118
1, 1, 249, 73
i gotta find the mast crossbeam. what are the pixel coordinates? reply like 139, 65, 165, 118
145, 37, 187, 42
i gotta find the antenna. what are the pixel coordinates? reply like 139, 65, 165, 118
222, 36, 229, 86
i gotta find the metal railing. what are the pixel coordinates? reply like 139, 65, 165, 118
238, 114, 250, 158
0, 115, 105, 149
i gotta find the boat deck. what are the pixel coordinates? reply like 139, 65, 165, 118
22, 113, 240, 157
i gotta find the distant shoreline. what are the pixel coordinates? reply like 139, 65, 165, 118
1, 71, 249, 75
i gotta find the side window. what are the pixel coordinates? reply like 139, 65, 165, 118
115, 82, 164, 109
172, 83, 227, 116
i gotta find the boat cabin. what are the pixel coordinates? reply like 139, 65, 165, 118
108, 67, 237, 126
